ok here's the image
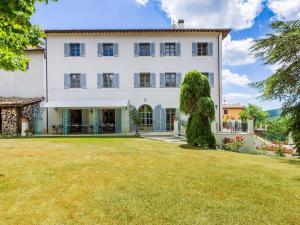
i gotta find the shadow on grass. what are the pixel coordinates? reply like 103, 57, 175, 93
179, 144, 217, 151
277, 158, 300, 166
0, 135, 140, 140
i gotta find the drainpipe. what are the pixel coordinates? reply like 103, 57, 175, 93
45, 37, 49, 133
217, 33, 222, 132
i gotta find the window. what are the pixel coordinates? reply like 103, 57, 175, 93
69, 43, 81, 56
70, 74, 81, 88
103, 73, 114, 88
139, 43, 151, 56
224, 109, 228, 115
140, 73, 151, 87
164, 43, 176, 56
103, 43, 114, 56
139, 105, 153, 131
165, 73, 176, 87
197, 43, 208, 56
166, 108, 176, 131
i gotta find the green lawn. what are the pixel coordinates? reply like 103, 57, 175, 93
0, 137, 299, 225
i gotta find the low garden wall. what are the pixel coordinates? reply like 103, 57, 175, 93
214, 133, 255, 151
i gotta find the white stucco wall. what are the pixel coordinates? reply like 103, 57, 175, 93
46, 32, 223, 128
0, 51, 45, 98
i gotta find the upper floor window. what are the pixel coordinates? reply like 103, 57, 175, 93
64, 73, 86, 89
97, 73, 119, 88
165, 73, 176, 87
134, 43, 155, 57
224, 109, 228, 115
192, 42, 213, 56
160, 73, 181, 88
201, 72, 214, 88
98, 43, 118, 57
134, 73, 156, 88
161, 42, 181, 57
64, 43, 85, 57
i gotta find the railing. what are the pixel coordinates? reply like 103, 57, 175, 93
222, 121, 248, 133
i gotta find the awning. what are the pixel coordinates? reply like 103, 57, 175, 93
42, 100, 129, 108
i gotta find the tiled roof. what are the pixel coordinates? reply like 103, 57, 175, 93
223, 104, 246, 109
25, 46, 44, 52
45, 28, 231, 39
0, 97, 44, 107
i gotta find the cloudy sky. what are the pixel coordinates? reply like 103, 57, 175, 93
32, 0, 300, 110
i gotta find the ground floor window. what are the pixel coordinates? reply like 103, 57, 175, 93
139, 104, 152, 131
166, 108, 176, 131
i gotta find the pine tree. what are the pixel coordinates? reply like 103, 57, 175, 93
180, 70, 216, 148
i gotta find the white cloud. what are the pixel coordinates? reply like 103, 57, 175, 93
222, 69, 251, 87
268, 0, 300, 20
223, 92, 254, 100
223, 35, 256, 66
160, 0, 263, 30
135, 0, 149, 6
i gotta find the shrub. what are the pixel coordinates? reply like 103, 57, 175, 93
223, 136, 245, 152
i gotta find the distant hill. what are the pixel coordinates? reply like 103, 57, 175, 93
266, 108, 282, 119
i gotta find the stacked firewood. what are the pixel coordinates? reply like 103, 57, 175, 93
1, 108, 18, 135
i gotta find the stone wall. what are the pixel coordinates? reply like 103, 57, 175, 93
1, 108, 18, 136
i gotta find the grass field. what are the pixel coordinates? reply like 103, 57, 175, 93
0, 137, 299, 225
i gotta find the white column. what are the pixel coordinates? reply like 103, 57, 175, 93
247, 119, 254, 134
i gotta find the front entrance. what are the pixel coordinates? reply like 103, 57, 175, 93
69, 109, 82, 133
102, 109, 115, 133
139, 104, 153, 131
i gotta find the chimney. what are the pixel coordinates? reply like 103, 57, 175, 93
178, 19, 184, 29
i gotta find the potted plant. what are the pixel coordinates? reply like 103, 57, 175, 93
25, 128, 34, 136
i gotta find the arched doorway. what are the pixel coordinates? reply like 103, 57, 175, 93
139, 104, 153, 131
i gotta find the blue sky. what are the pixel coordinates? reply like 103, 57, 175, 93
31, 0, 300, 110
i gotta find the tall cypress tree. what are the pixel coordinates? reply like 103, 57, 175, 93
180, 70, 216, 148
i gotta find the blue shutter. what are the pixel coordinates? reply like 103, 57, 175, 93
209, 73, 214, 88
97, 43, 103, 56
115, 109, 122, 133
80, 43, 85, 57
80, 74, 87, 89
114, 73, 120, 88
64, 43, 69, 57
97, 73, 103, 88
99, 110, 102, 134
150, 73, 156, 88
176, 43, 181, 56
33, 107, 40, 135
160, 73, 165, 88
62, 109, 69, 135
114, 43, 119, 57
208, 42, 213, 56
134, 73, 139, 88
161, 108, 166, 132
176, 108, 181, 132
93, 109, 99, 134
176, 73, 182, 87
151, 43, 155, 57
192, 42, 197, 56
160, 43, 165, 57
153, 104, 162, 132
64, 74, 70, 89
134, 43, 139, 57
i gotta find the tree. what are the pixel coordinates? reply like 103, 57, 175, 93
180, 70, 216, 148
0, 0, 55, 71
239, 104, 269, 127
266, 116, 290, 141
129, 105, 141, 135
250, 20, 300, 153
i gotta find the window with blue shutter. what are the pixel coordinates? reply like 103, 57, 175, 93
150, 73, 156, 88
134, 73, 139, 88
114, 73, 120, 88
64, 43, 85, 57
64, 73, 70, 89
160, 73, 165, 87
201, 72, 214, 88
193, 42, 213, 56
176, 73, 182, 87
153, 105, 162, 132
80, 74, 87, 89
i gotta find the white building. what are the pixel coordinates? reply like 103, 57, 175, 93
0, 23, 230, 135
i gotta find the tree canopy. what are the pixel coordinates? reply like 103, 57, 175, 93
0, 0, 55, 71
239, 104, 269, 127
180, 70, 216, 148
250, 20, 300, 153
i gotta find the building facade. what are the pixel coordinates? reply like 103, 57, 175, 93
0, 26, 230, 135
